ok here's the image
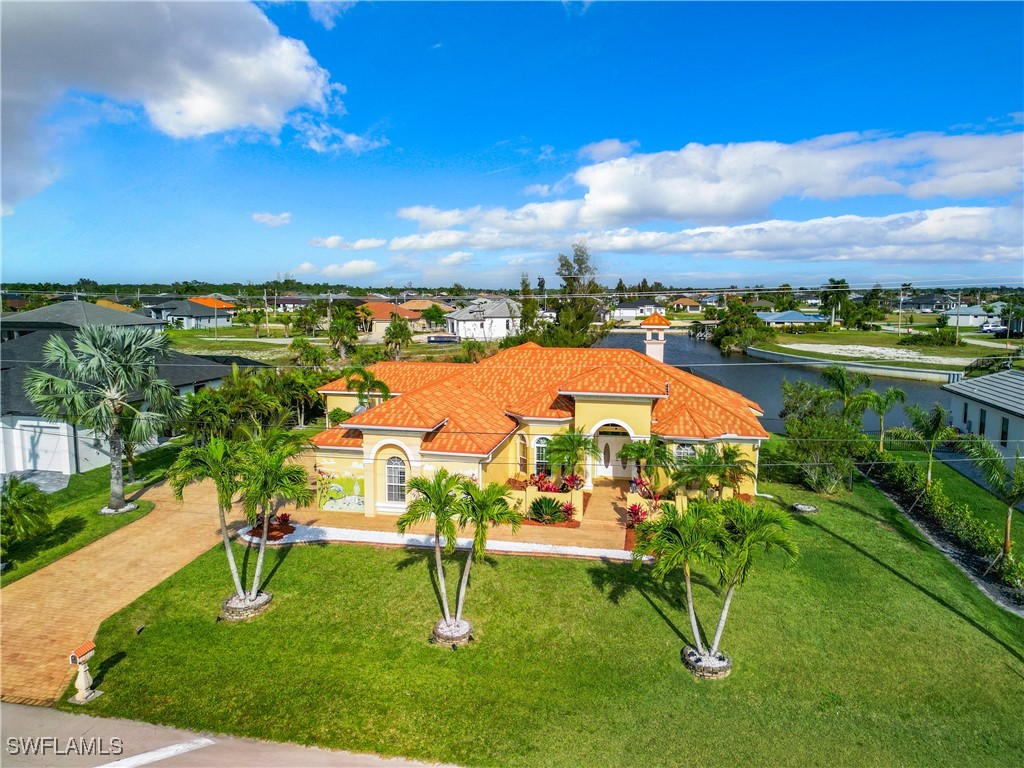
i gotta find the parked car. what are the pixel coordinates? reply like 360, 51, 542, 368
980, 322, 1007, 333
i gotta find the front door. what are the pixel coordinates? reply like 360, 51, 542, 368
595, 435, 631, 479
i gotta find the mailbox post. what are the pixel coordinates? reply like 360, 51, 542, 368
68, 640, 102, 704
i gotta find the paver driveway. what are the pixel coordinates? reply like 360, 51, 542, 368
0, 481, 226, 706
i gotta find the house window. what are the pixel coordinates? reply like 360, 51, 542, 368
1000, 417, 1009, 448
979, 409, 987, 436
517, 435, 528, 475
385, 456, 407, 503
535, 437, 550, 475
963, 402, 969, 425
675, 443, 696, 460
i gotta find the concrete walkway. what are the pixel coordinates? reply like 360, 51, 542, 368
0, 704, 452, 768
0, 481, 225, 707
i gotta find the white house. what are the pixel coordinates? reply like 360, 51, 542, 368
445, 299, 521, 341
146, 299, 233, 330
611, 299, 663, 321
942, 369, 1024, 459
941, 302, 1006, 328
0, 330, 231, 475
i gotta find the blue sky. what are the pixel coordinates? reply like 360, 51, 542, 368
2, 1, 1022, 290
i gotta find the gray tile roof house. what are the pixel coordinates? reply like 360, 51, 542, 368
0, 300, 165, 341
942, 369, 1024, 420
445, 298, 522, 321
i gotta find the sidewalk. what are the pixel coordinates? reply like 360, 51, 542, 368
0, 481, 225, 706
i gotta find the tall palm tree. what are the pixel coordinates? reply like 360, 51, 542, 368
342, 365, 391, 407
888, 403, 958, 486
25, 325, 181, 512
821, 364, 871, 421
617, 437, 675, 485
709, 501, 798, 656
454, 481, 522, 627
716, 444, 756, 500
632, 501, 724, 655
0, 477, 52, 562
167, 438, 246, 602
384, 313, 413, 360
328, 312, 360, 362
237, 425, 313, 602
396, 469, 466, 627
961, 437, 1024, 559
355, 304, 373, 334
181, 388, 232, 446
819, 277, 850, 326
672, 444, 721, 500
545, 427, 600, 478
863, 386, 907, 452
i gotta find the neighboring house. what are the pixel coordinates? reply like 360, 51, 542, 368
0, 300, 165, 342
906, 293, 959, 312
747, 299, 775, 310
146, 299, 233, 330
699, 294, 724, 308
0, 330, 231, 475
942, 302, 1006, 328
943, 370, 1024, 458
755, 311, 830, 327
310, 339, 768, 517
269, 296, 311, 313
94, 299, 134, 312
670, 297, 701, 313
445, 299, 521, 341
401, 299, 455, 313
359, 302, 426, 338
611, 299, 662, 321
190, 297, 236, 312
793, 293, 821, 307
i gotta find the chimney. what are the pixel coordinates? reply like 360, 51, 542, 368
641, 313, 670, 363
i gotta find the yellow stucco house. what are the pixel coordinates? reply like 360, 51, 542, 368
311, 317, 768, 518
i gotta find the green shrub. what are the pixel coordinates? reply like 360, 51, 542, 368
898, 328, 959, 347
328, 408, 352, 425
528, 496, 568, 524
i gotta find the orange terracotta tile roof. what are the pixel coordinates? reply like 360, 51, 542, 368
319, 362, 466, 394
671, 297, 700, 306
639, 312, 671, 327
360, 302, 422, 321
95, 299, 133, 312
313, 343, 767, 456
311, 429, 363, 449
191, 297, 236, 310
401, 299, 454, 312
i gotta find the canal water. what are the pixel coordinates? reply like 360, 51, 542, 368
596, 333, 948, 434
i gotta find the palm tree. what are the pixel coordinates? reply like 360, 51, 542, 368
888, 403, 958, 486
617, 437, 675, 485
632, 501, 724, 655
0, 477, 52, 562
237, 425, 314, 602
709, 501, 798, 656
384, 313, 413, 360
821, 364, 871, 421
167, 438, 247, 603
328, 309, 360, 362
25, 325, 181, 512
716, 444, 756, 500
396, 469, 466, 628
181, 388, 232, 446
342, 365, 391, 407
961, 437, 1024, 559
863, 386, 907, 452
355, 304, 373, 334
454, 481, 522, 628
819, 277, 850, 326
672, 444, 721, 500
545, 427, 600, 478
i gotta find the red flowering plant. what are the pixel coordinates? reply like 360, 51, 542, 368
528, 472, 561, 493
626, 503, 648, 529
560, 501, 575, 518
276, 512, 292, 526
561, 473, 585, 491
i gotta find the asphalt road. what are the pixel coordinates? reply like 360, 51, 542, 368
1, 704, 453, 768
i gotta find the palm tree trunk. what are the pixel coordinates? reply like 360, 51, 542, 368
435, 537, 452, 624
455, 548, 474, 624
219, 505, 246, 600
926, 451, 934, 487
108, 420, 126, 510
710, 579, 738, 655
683, 563, 705, 654
250, 505, 271, 599
1004, 506, 1014, 556
878, 416, 885, 453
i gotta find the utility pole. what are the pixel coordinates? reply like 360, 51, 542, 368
897, 293, 903, 336
955, 290, 961, 345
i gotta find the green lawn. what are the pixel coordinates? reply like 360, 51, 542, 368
65, 478, 1023, 767
892, 449, 1024, 552
1, 445, 179, 585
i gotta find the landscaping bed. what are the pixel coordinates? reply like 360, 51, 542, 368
64, 478, 1024, 767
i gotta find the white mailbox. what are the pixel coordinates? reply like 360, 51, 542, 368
69, 640, 96, 666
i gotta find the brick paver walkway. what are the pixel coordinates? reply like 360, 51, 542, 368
0, 481, 225, 706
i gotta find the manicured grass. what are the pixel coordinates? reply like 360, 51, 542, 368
892, 449, 1024, 552
1, 445, 179, 585
67, 478, 1023, 766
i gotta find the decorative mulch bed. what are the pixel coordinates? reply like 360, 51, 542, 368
623, 527, 636, 551
522, 519, 581, 529
242, 523, 296, 542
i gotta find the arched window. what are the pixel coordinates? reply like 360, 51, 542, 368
675, 443, 696, 460
517, 435, 528, 475
385, 456, 407, 503
535, 437, 550, 475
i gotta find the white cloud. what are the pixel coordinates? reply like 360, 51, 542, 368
1, 2, 384, 212
578, 138, 639, 162
308, 2, 356, 31
252, 211, 292, 227
293, 261, 318, 274
321, 259, 382, 278
309, 236, 387, 250
438, 251, 474, 267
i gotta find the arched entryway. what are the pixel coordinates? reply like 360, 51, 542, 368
590, 422, 634, 480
